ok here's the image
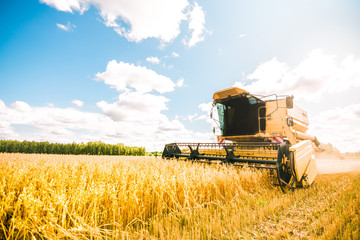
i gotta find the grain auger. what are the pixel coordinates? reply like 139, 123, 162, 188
162, 87, 319, 192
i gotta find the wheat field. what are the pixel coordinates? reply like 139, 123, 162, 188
0, 153, 359, 239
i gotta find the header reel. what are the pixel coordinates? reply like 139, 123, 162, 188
162, 141, 315, 193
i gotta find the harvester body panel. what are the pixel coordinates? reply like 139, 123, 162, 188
287, 105, 309, 133
290, 140, 314, 182
302, 157, 317, 187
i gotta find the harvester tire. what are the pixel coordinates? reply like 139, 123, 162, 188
276, 142, 296, 193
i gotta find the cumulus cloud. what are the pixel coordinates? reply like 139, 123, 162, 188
198, 102, 212, 113
42, 0, 208, 46
92, 58, 212, 149
310, 103, 360, 152
10, 101, 32, 112
0, 120, 18, 139
71, 99, 84, 107
176, 78, 185, 87
172, 52, 180, 58
177, 113, 199, 122
40, 0, 87, 13
158, 119, 185, 132
56, 23, 68, 31
231, 49, 360, 152
96, 91, 169, 123
101, 0, 188, 42
95, 60, 176, 93
186, 2, 207, 47
146, 56, 160, 64
94, 59, 199, 147
0, 101, 107, 141
177, 102, 213, 123
56, 21, 76, 31
0, 98, 214, 150
199, 102, 217, 127
235, 49, 360, 100
319, 104, 360, 123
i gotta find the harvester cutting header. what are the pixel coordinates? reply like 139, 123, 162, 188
163, 87, 319, 192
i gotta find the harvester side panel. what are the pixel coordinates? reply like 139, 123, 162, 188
302, 157, 317, 187
287, 105, 309, 133
289, 140, 315, 182
264, 100, 287, 137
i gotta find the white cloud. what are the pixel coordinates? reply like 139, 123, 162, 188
198, 102, 216, 125
71, 99, 84, 107
146, 56, 160, 64
56, 22, 76, 31
310, 103, 360, 152
56, 23, 68, 31
176, 102, 213, 124
93, 58, 212, 149
164, 64, 174, 69
96, 91, 169, 123
185, 2, 207, 47
10, 101, 32, 112
1, 49, 214, 151
158, 119, 185, 132
0, 98, 214, 150
231, 49, 360, 152
42, 0, 208, 46
187, 113, 198, 122
0, 102, 107, 140
100, 0, 188, 42
318, 104, 360, 123
93, 59, 205, 148
176, 78, 185, 87
172, 52, 180, 58
95, 60, 176, 93
198, 102, 212, 113
235, 49, 360, 101
40, 0, 87, 13
0, 120, 18, 139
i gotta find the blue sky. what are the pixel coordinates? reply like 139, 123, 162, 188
1, 0, 360, 152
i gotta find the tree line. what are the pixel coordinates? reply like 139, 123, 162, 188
0, 140, 145, 156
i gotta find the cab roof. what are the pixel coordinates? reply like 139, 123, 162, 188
213, 87, 264, 103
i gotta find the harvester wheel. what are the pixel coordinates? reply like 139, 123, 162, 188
276, 142, 296, 193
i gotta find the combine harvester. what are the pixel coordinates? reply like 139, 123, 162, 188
162, 87, 320, 192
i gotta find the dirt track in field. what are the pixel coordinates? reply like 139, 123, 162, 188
316, 158, 360, 174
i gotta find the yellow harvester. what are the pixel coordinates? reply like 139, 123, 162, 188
162, 87, 319, 192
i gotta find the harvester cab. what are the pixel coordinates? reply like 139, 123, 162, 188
162, 87, 319, 192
